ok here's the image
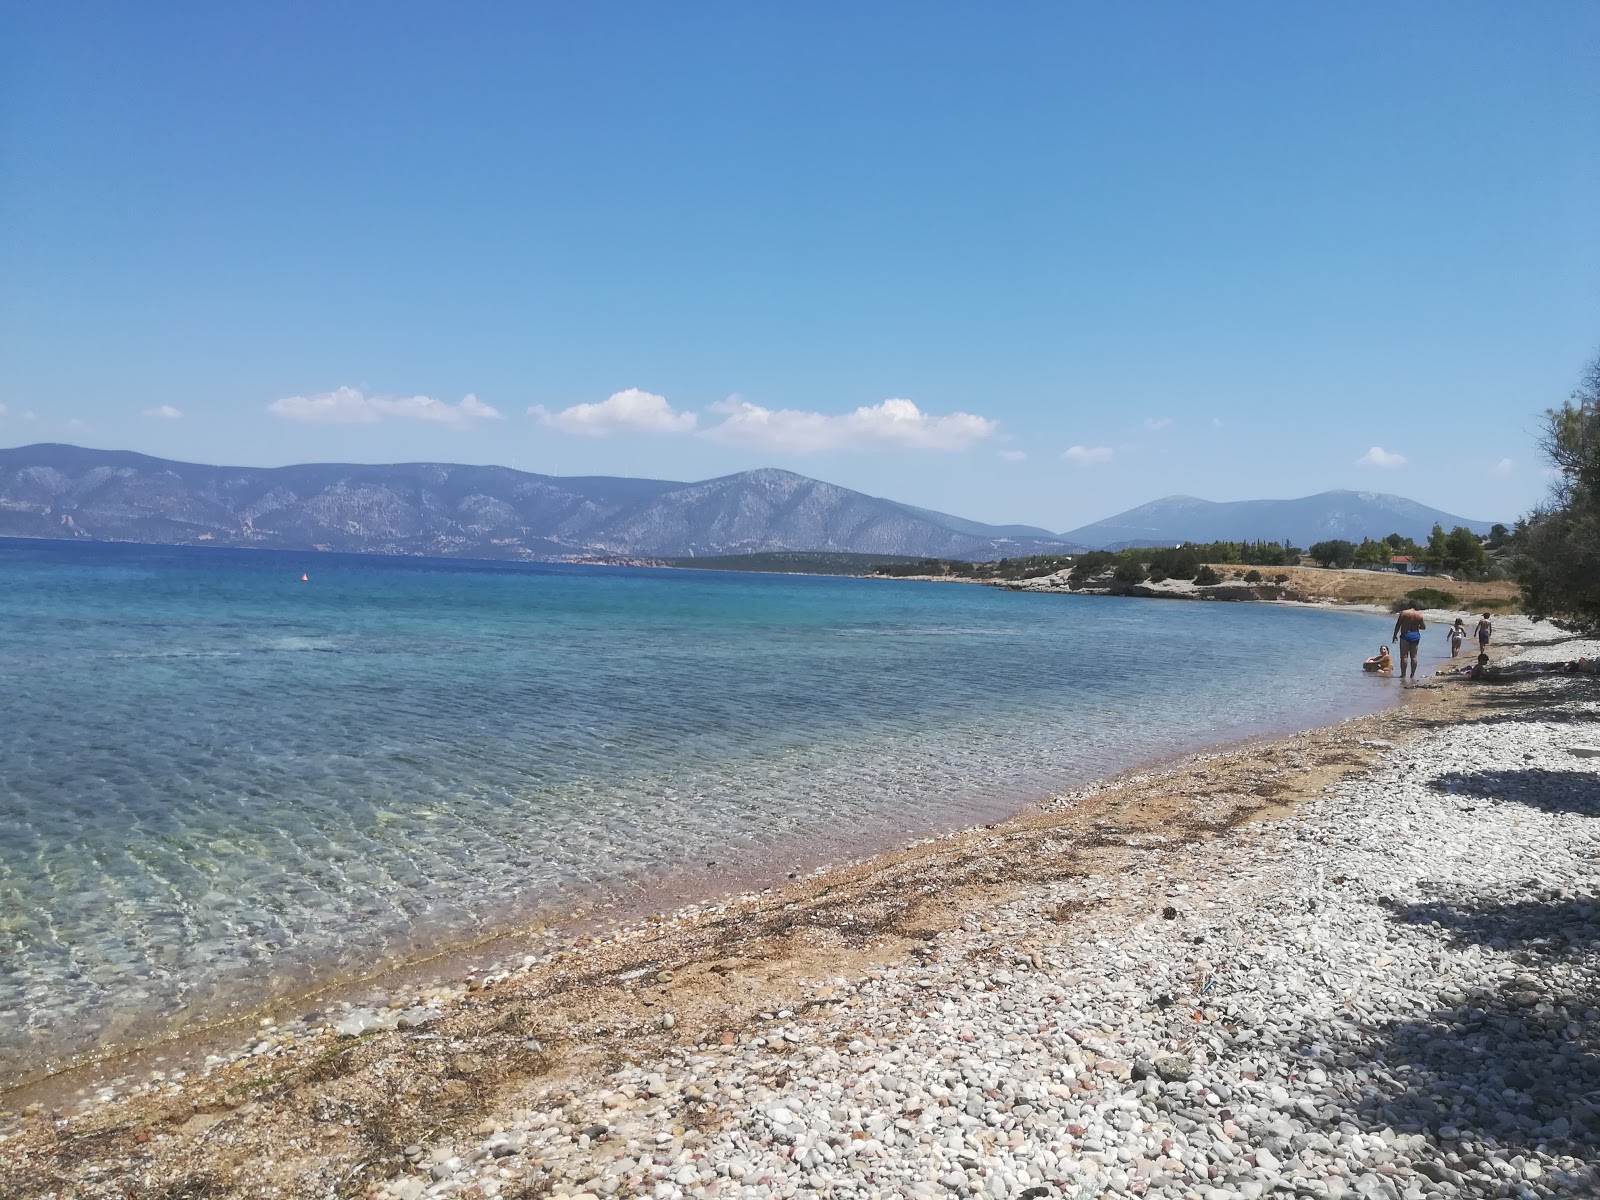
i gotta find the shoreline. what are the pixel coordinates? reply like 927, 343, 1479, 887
0, 601, 1405, 1098
6, 535, 1523, 620
9, 624, 1588, 1192
5, 623, 1593, 1199
0, 668, 1399, 1098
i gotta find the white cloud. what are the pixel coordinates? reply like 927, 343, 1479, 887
1490, 457, 1514, 477
0, 403, 6, 417
66, 417, 88, 431
1355, 446, 1406, 468
267, 386, 502, 427
1063, 444, 1114, 466
1142, 417, 1172, 431
531, 388, 696, 437
142, 404, 183, 420
1211, 417, 1225, 428
700, 396, 996, 453
997, 449, 1028, 462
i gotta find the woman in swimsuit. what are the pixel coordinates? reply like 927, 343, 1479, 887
1448, 619, 1466, 657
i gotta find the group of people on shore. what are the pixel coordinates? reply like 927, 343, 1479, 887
1363, 610, 1494, 681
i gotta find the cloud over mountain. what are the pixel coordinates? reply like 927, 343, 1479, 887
700, 396, 996, 453
1356, 446, 1406, 469
267, 387, 502, 427
530, 389, 696, 437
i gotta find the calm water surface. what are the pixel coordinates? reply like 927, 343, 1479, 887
0, 539, 1417, 1080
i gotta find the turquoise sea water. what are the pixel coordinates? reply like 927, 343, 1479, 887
0, 539, 1418, 1081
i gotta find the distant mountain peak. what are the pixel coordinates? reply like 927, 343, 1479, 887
1062, 490, 1497, 549
729, 466, 813, 483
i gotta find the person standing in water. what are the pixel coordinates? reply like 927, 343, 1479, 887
1392, 606, 1427, 682
1473, 612, 1494, 650
1447, 618, 1466, 657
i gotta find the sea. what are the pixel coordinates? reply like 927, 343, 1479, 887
0, 538, 1422, 1083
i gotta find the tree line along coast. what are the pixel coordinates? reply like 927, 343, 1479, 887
868, 532, 1517, 612
880, 349, 1600, 640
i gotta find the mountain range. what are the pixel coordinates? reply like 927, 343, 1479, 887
0, 444, 1497, 561
0, 444, 1074, 560
1059, 492, 1497, 550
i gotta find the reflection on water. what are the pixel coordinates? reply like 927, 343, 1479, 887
0, 540, 1405, 1079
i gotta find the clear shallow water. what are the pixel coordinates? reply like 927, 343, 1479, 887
0, 539, 1406, 1080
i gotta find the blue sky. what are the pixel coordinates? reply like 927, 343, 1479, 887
2, 2, 1596, 531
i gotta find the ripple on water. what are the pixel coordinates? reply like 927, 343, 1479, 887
0, 545, 1421, 1080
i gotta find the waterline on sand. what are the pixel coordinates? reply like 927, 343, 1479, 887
0, 541, 1418, 1083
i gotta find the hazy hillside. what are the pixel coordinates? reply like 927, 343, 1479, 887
0, 444, 1078, 561
1062, 490, 1497, 549
0, 445, 1504, 560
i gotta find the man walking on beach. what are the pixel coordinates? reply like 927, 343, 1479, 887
1392, 606, 1427, 682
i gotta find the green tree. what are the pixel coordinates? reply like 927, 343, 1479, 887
1353, 538, 1389, 567
1308, 539, 1356, 568
1422, 523, 1449, 571
1145, 547, 1200, 579
1486, 523, 1512, 550
1068, 551, 1115, 586
1383, 533, 1422, 559
1513, 350, 1600, 633
1441, 526, 1488, 576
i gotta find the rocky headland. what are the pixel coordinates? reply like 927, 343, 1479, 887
993, 569, 1296, 603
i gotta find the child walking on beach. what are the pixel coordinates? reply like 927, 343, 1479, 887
1448, 618, 1466, 657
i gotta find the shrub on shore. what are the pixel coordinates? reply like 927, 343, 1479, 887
1514, 350, 1600, 635
1243, 569, 1263, 583
1391, 587, 1462, 612
1194, 565, 1223, 586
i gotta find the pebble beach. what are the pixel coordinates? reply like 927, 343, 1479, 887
3, 621, 1597, 1200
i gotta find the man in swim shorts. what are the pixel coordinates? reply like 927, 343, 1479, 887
1391, 606, 1427, 682
1473, 612, 1493, 649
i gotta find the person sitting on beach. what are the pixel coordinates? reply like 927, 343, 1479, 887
1363, 645, 1393, 673
1467, 651, 1492, 681
1391, 606, 1426, 682
1447, 618, 1466, 658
